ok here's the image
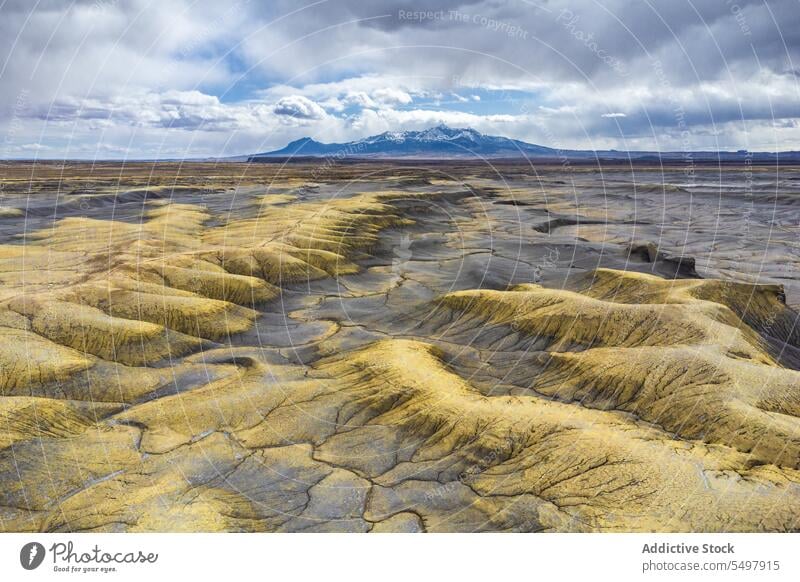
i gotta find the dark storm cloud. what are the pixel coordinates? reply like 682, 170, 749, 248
0, 0, 237, 115
244, 0, 799, 87
235, 0, 800, 141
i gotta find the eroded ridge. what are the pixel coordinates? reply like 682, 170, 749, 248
0, 190, 421, 369
439, 269, 800, 470
3, 333, 800, 532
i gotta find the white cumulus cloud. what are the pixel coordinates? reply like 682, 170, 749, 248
272, 95, 327, 120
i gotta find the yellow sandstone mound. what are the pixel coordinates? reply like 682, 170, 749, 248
0, 397, 123, 449
0, 327, 93, 392
9, 298, 205, 366
6, 337, 800, 532
440, 269, 800, 469
0, 192, 422, 388
317, 340, 800, 532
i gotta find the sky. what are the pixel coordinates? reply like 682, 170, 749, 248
0, 0, 798, 159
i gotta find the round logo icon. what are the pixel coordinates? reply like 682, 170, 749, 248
20, 542, 46, 570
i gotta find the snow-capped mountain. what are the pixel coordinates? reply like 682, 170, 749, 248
249, 125, 559, 159
246, 124, 800, 162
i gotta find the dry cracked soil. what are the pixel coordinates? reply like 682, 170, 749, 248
0, 160, 799, 532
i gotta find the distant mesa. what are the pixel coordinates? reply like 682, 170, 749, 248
248, 124, 799, 162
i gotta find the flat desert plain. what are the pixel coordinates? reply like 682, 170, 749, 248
0, 160, 799, 532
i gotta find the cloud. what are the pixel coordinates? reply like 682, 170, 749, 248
339, 87, 413, 109
348, 107, 519, 137
0, 0, 239, 118
372, 88, 413, 105
343, 92, 379, 109
1, 0, 799, 156
32, 90, 279, 131
11, 143, 51, 152
272, 95, 326, 120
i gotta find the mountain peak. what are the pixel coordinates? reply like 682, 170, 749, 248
286, 137, 320, 147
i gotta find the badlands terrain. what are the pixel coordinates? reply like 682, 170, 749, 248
0, 160, 799, 532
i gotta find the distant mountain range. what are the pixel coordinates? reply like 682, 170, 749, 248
247, 124, 799, 162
